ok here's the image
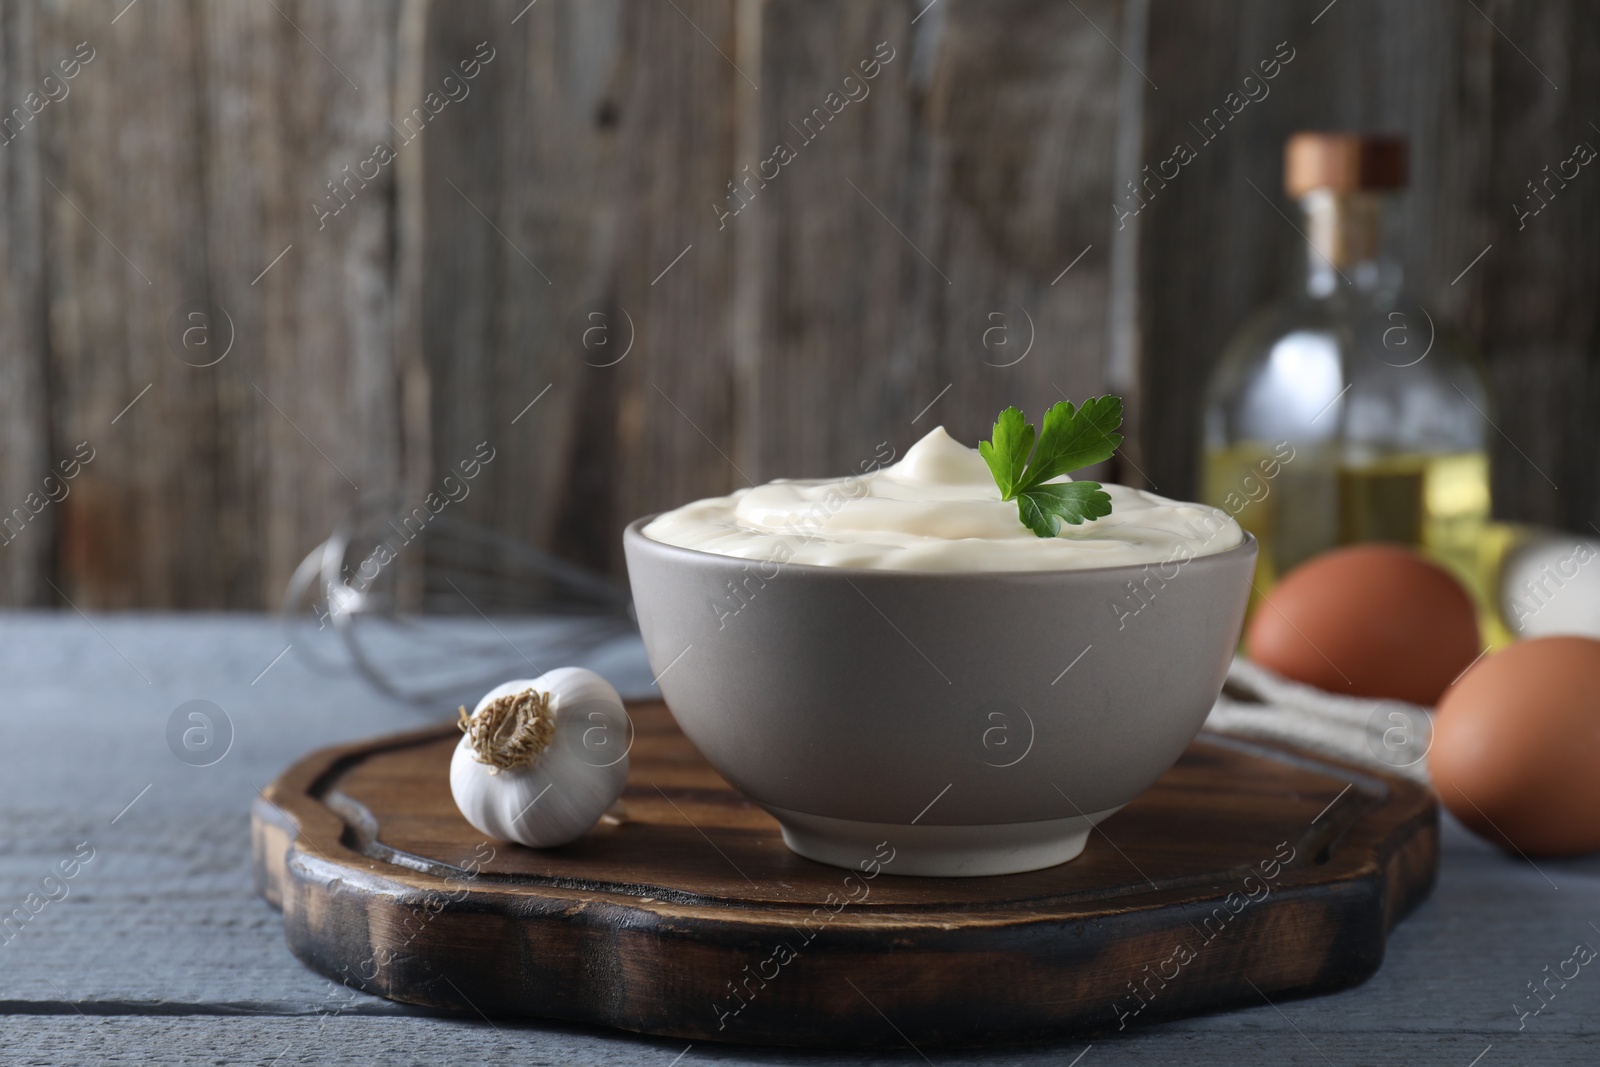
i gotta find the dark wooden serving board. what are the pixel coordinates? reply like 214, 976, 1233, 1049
252, 702, 1437, 1049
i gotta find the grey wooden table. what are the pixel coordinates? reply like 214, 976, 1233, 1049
2, 613, 1596, 1066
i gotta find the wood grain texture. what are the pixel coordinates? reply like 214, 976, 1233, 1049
42, 0, 213, 607
0, 1, 53, 605
1478, 0, 1600, 529
253, 702, 1437, 1048
747, 0, 1121, 485
415, 0, 751, 578
418, 0, 614, 580
216, 0, 415, 607
32, 0, 409, 609
195, 0, 410, 608
5, 1017, 1597, 1067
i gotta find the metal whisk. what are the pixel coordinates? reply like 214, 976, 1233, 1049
279, 510, 638, 707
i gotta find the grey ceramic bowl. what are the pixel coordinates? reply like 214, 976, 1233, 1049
623, 517, 1257, 877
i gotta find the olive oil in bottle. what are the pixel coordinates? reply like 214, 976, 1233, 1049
1200, 134, 1498, 634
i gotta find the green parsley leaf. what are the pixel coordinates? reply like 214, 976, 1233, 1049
1022, 397, 1124, 486
977, 396, 1124, 537
976, 406, 1034, 499
1016, 482, 1114, 538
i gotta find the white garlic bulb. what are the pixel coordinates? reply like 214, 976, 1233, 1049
449, 667, 631, 848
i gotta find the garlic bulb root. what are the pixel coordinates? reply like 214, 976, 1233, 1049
457, 688, 554, 774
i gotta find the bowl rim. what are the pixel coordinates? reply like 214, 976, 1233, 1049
623, 513, 1258, 582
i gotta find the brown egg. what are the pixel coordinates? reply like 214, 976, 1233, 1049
1431, 636, 1600, 856
1246, 543, 1479, 704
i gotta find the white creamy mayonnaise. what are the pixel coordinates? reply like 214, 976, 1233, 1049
642, 426, 1242, 572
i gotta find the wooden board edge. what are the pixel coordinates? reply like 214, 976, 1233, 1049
252, 721, 463, 910
267, 842, 1414, 1048
1197, 730, 1440, 925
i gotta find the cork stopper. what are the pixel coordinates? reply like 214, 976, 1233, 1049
1285, 133, 1407, 198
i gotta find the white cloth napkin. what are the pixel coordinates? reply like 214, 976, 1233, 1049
1204, 657, 1434, 783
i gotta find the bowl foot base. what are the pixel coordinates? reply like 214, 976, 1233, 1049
767, 804, 1124, 877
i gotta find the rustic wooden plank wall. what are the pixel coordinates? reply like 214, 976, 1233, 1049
0, 0, 51, 606
0, 0, 1594, 607
13, 0, 411, 609
1479, 0, 1600, 530
748, 0, 1122, 482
